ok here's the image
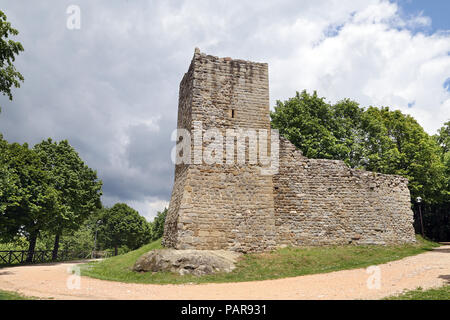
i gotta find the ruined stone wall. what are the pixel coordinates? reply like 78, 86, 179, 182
274, 137, 416, 246
163, 49, 416, 252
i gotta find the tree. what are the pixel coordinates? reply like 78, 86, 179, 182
271, 91, 339, 160
0, 135, 19, 240
360, 107, 446, 203
59, 223, 96, 255
0, 10, 24, 112
271, 90, 365, 167
97, 203, 151, 256
331, 98, 365, 168
33, 139, 102, 260
0, 161, 21, 241
436, 120, 450, 154
271, 91, 446, 204
150, 208, 167, 241
435, 121, 450, 201
0, 138, 59, 261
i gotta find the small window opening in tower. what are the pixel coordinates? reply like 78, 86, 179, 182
231, 109, 235, 118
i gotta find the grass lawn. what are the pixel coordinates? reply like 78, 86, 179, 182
0, 289, 33, 300
81, 235, 439, 285
385, 285, 450, 300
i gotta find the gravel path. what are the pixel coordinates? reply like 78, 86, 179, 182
1, 245, 449, 300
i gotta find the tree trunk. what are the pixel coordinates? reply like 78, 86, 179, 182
26, 231, 38, 263
114, 245, 118, 256
52, 233, 61, 261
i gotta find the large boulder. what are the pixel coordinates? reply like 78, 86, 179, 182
133, 249, 242, 276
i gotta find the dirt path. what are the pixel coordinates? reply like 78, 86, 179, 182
1, 246, 449, 300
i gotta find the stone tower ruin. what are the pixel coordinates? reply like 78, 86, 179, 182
162, 49, 416, 252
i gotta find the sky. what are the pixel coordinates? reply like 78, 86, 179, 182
396, 0, 450, 32
0, 0, 449, 221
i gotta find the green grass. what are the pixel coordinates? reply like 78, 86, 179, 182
0, 289, 34, 300
81, 235, 440, 285
385, 285, 450, 300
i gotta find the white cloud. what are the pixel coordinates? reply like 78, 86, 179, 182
1, 0, 449, 215
102, 194, 169, 222
128, 199, 169, 222
246, 0, 450, 134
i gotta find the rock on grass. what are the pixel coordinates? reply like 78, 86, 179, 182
133, 249, 242, 276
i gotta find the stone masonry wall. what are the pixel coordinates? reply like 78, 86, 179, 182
274, 137, 416, 246
162, 59, 195, 248
162, 49, 416, 252
163, 49, 277, 252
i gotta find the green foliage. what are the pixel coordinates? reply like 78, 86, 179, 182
436, 121, 450, 154
385, 285, 450, 300
361, 107, 445, 203
0, 230, 92, 253
150, 208, 167, 241
435, 121, 450, 201
0, 237, 28, 250
0, 289, 33, 300
271, 90, 447, 204
59, 224, 95, 254
0, 10, 24, 112
0, 136, 59, 244
0, 136, 102, 259
0, 136, 17, 237
97, 203, 152, 255
33, 139, 103, 235
271, 91, 364, 165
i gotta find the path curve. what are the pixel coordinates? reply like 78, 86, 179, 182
0, 246, 449, 300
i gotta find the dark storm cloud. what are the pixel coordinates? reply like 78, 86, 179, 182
102, 117, 175, 201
